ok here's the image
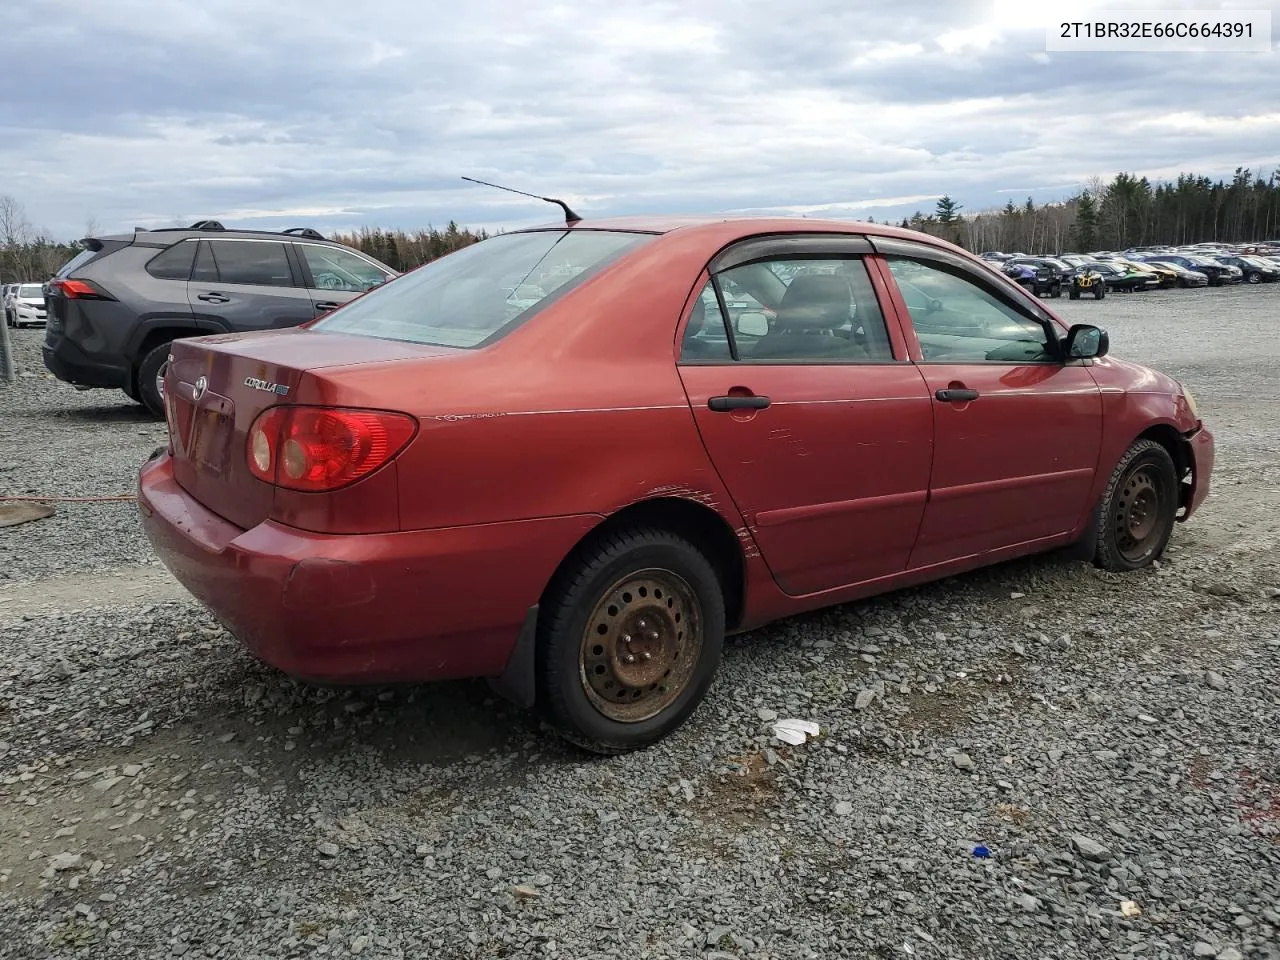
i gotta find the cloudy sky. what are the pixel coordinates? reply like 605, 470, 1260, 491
1, 0, 1277, 239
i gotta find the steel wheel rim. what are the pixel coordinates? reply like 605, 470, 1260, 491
579, 568, 702, 723
1114, 466, 1163, 562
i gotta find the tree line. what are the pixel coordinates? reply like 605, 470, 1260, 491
903, 167, 1280, 254
4, 166, 1279, 280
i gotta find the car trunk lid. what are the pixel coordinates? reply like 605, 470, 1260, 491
163, 330, 455, 529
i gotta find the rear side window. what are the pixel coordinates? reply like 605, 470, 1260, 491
146, 241, 197, 280
197, 240, 296, 287
312, 230, 653, 348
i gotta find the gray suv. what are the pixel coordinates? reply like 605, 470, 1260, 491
42, 221, 398, 416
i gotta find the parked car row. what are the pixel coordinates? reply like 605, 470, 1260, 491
3, 281, 49, 327
981, 241, 1280, 300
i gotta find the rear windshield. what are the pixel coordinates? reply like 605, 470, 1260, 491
55, 247, 99, 279
311, 229, 653, 348
19, 284, 44, 298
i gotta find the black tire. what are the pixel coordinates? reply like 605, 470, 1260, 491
1093, 439, 1178, 572
1050, 284, 1062, 298
1094, 283, 1106, 300
122, 380, 142, 404
136, 341, 172, 419
1069, 287, 1081, 300
1246, 272, 1261, 284
537, 527, 725, 754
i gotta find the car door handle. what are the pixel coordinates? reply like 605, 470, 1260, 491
196, 292, 230, 303
314, 301, 340, 312
708, 395, 770, 412
936, 388, 979, 402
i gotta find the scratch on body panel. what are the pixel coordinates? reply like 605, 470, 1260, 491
767, 427, 810, 458
734, 525, 762, 560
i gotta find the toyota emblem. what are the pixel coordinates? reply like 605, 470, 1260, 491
193, 376, 208, 401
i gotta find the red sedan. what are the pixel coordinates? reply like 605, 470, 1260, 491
138, 216, 1214, 753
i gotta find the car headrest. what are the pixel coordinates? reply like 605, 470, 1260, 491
774, 274, 851, 331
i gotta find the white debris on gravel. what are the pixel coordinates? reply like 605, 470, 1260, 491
2, 290, 1280, 960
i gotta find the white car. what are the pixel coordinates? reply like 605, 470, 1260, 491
6, 282, 47, 328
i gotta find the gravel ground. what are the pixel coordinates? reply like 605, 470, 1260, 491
1, 286, 1278, 960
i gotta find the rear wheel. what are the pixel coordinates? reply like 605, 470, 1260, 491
537, 528, 725, 754
136, 342, 172, 418
1093, 439, 1178, 572
1247, 272, 1261, 284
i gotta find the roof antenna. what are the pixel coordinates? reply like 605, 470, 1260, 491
461, 176, 581, 224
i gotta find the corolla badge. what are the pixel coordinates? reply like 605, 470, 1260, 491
244, 377, 289, 396
192, 376, 208, 401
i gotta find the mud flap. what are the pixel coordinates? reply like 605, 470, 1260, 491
1059, 499, 1101, 563
487, 605, 539, 710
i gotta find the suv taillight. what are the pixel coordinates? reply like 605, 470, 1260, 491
246, 406, 417, 492
49, 278, 115, 300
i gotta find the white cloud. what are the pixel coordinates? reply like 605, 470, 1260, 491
0, 0, 1276, 238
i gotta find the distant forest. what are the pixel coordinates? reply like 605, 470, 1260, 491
2, 166, 1278, 280
905, 166, 1280, 254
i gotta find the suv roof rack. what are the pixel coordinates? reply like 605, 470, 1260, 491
135, 222, 333, 241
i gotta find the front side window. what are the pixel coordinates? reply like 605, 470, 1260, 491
693, 256, 895, 363
312, 229, 653, 348
885, 257, 1055, 363
299, 244, 390, 293
202, 240, 295, 287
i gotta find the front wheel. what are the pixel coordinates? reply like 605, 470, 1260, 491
1246, 273, 1261, 284
1093, 439, 1179, 572
537, 528, 725, 754
1094, 283, 1106, 300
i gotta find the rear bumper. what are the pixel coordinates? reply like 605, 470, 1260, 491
137, 453, 601, 684
1180, 425, 1214, 520
42, 332, 130, 389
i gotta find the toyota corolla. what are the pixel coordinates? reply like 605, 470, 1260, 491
138, 216, 1214, 753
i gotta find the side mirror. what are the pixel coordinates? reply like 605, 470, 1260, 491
1064, 323, 1109, 359
735, 311, 769, 338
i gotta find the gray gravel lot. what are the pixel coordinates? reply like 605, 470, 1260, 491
1, 286, 1278, 960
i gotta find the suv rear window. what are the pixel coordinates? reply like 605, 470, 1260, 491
55, 248, 98, 279
311, 229, 653, 348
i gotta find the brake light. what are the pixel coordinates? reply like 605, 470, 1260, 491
246, 406, 417, 492
50, 278, 115, 300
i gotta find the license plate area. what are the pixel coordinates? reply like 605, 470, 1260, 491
188, 395, 235, 475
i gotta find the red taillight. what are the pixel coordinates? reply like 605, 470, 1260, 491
50, 278, 114, 300
246, 406, 417, 492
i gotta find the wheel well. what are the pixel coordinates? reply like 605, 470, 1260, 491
129, 328, 202, 391
134, 328, 191, 366
1136, 424, 1189, 480
543, 497, 747, 631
